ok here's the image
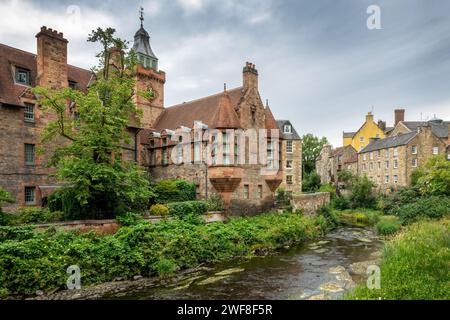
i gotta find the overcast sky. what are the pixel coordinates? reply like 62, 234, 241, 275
1, 0, 450, 146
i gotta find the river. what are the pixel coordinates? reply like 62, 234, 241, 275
105, 227, 382, 300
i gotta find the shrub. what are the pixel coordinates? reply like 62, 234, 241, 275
416, 155, 450, 197
378, 186, 421, 215
349, 176, 377, 209
149, 204, 170, 217
331, 196, 351, 210
318, 183, 336, 198
392, 196, 450, 224
153, 258, 178, 277
154, 180, 196, 204
167, 201, 208, 218
275, 188, 291, 207
376, 216, 401, 235
302, 171, 321, 192
116, 212, 144, 226
317, 205, 339, 229
206, 193, 225, 212
0, 188, 15, 226
17, 208, 63, 224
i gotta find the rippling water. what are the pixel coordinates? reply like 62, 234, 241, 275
107, 227, 382, 300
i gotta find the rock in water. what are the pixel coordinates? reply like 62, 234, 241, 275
197, 276, 229, 286
308, 294, 330, 300
215, 268, 245, 276
319, 282, 345, 293
328, 266, 346, 274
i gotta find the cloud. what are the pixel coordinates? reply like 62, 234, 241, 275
176, 0, 206, 14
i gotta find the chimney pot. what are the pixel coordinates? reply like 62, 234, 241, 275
395, 109, 405, 126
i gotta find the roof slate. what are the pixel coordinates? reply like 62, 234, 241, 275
276, 120, 301, 140
360, 131, 417, 153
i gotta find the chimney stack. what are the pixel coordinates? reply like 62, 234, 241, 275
378, 120, 386, 132
395, 109, 405, 126
36, 26, 68, 89
243, 61, 258, 90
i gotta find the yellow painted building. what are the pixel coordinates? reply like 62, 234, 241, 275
343, 112, 386, 151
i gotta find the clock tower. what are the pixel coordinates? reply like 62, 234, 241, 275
133, 7, 165, 129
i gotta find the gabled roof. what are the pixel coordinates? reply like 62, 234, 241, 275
0, 43, 93, 107
210, 91, 242, 129
360, 131, 417, 153
154, 87, 243, 131
276, 120, 301, 140
401, 121, 449, 138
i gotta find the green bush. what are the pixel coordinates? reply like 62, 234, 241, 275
349, 176, 377, 209
392, 196, 450, 224
0, 212, 333, 296
376, 216, 401, 235
167, 201, 208, 218
275, 188, 292, 207
17, 208, 63, 224
347, 219, 450, 300
116, 212, 144, 226
302, 171, 321, 193
206, 193, 225, 211
331, 196, 351, 210
317, 205, 339, 229
153, 180, 196, 204
378, 186, 421, 215
149, 204, 170, 217
318, 183, 336, 198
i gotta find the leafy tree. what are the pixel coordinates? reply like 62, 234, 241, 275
302, 134, 328, 175
302, 171, 321, 192
349, 176, 377, 209
416, 155, 450, 197
34, 27, 153, 218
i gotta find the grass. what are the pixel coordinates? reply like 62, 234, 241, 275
376, 216, 401, 236
334, 209, 382, 227
347, 218, 450, 300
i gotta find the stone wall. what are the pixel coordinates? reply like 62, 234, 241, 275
291, 192, 330, 215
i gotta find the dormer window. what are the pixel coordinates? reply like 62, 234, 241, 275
283, 125, 292, 134
15, 67, 30, 85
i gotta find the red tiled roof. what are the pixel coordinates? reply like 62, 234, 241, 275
154, 87, 243, 131
0, 43, 93, 107
210, 91, 242, 129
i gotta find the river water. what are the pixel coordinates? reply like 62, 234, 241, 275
109, 227, 383, 300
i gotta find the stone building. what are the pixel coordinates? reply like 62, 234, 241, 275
358, 120, 449, 192
1, 15, 298, 215
276, 120, 302, 193
316, 144, 358, 185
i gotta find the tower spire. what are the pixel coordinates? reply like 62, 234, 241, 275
139, 6, 144, 28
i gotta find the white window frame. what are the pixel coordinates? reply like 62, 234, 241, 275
24, 143, 35, 166
393, 159, 398, 169
394, 175, 398, 184
283, 125, 292, 134
411, 145, 417, 155
24, 187, 36, 205
432, 147, 439, 155
286, 141, 293, 154
286, 160, 293, 169
412, 158, 418, 168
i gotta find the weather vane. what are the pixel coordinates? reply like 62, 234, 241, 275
140, 6, 144, 27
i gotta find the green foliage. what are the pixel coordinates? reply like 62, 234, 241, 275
167, 201, 208, 218
153, 180, 197, 204
376, 216, 401, 236
206, 193, 225, 211
116, 212, 144, 227
336, 209, 381, 227
378, 186, 421, 215
337, 170, 354, 187
0, 189, 15, 226
330, 195, 351, 210
318, 183, 336, 198
0, 188, 14, 211
301, 134, 328, 175
149, 204, 170, 217
302, 171, 321, 192
275, 188, 292, 207
416, 155, 450, 197
34, 27, 152, 219
391, 196, 450, 225
347, 219, 450, 300
410, 168, 425, 187
0, 226, 37, 242
0, 212, 333, 296
317, 206, 339, 229
348, 176, 377, 209
16, 208, 63, 224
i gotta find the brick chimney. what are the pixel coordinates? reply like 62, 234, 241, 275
378, 120, 386, 131
366, 112, 374, 123
243, 62, 258, 90
36, 26, 68, 89
395, 109, 405, 126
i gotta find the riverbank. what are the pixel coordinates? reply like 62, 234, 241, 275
0, 211, 337, 299
346, 218, 450, 300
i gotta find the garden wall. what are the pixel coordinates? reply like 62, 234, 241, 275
291, 192, 330, 215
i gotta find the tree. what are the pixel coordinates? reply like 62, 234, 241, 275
416, 155, 450, 197
349, 176, 377, 209
34, 27, 153, 219
0, 188, 14, 213
302, 134, 328, 175
302, 171, 321, 192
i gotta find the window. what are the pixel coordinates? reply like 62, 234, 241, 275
370, 153, 374, 160
411, 145, 417, 155
15, 67, 30, 85
286, 141, 293, 153
377, 151, 381, 159
286, 175, 293, 185
385, 175, 390, 184
385, 161, 389, 169
234, 136, 239, 165
24, 103, 35, 122
385, 150, 389, 158
363, 154, 367, 161
251, 110, 256, 125
393, 159, 398, 169
283, 125, 292, 134
394, 175, 398, 184
258, 185, 263, 199
222, 132, 231, 165
360, 137, 364, 143
412, 158, 418, 167
243, 185, 249, 199
393, 148, 398, 158
286, 160, 293, 169
362, 164, 366, 171
194, 143, 201, 163
369, 162, 373, 171
68, 80, 77, 89
24, 187, 35, 205
376, 134, 380, 138
432, 147, 439, 155
24, 144, 35, 165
